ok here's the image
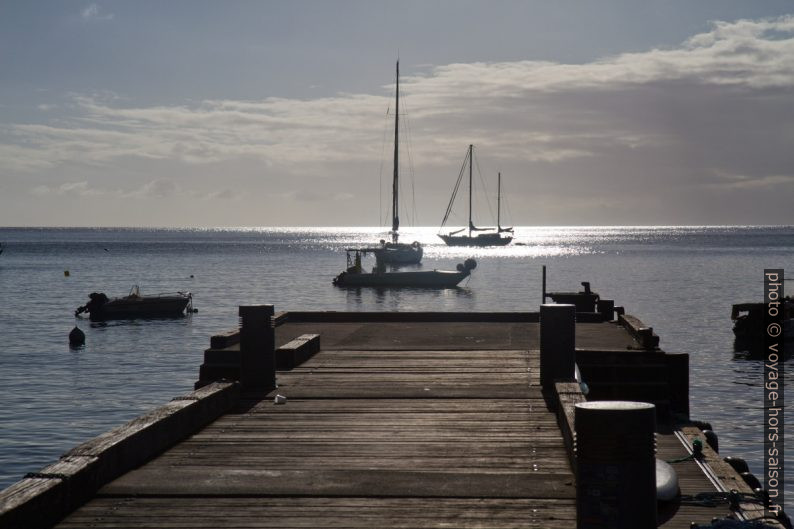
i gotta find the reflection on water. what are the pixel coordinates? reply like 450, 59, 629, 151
341, 285, 475, 311
0, 225, 793, 504
733, 338, 793, 359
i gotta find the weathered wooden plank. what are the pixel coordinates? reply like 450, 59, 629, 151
233, 398, 546, 414
64, 382, 239, 483
274, 320, 637, 351
57, 497, 578, 528
276, 333, 321, 370
261, 385, 542, 399
101, 468, 575, 499
209, 329, 240, 349
553, 381, 586, 470
56, 494, 751, 529
618, 313, 660, 349
0, 477, 68, 529
3, 383, 239, 529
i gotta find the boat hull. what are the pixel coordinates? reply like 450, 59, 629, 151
731, 299, 793, 355
438, 234, 513, 247
88, 296, 191, 320
334, 270, 469, 288
374, 243, 423, 265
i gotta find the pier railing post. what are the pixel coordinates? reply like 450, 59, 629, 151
575, 401, 657, 529
239, 305, 276, 391
540, 303, 576, 392
597, 299, 615, 321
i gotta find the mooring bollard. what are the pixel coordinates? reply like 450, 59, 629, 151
597, 299, 615, 321
540, 303, 576, 391
239, 305, 276, 391
575, 401, 657, 529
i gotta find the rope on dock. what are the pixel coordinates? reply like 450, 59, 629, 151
690, 517, 784, 529
667, 436, 703, 464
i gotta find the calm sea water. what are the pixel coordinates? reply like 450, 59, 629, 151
0, 226, 791, 504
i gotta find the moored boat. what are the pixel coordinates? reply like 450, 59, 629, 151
731, 297, 793, 355
333, 248, 474, 288
438, 144, 513, 247
75, 285, 192, 320
374, 60, 423, 266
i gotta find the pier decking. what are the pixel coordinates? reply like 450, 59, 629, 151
1, 311, 777, 528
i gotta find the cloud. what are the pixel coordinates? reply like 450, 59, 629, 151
3, 16, 790, 169
704, 172, 794, 190
28, 179, 243, 203
4, 16, 794, 224
81, 4, 114, 21
31, 181, 104, 197
290, 189, 354, 202
128, 179, 178, 198
207, 188, 237, 200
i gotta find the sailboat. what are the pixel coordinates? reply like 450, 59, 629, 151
438, 144, 514, 247
373, 60, 423, 265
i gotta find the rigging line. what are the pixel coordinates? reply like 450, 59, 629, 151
474, 153, 496, 225
397, 127, 408, 226
397, 104, 408, 225
401, 99, 418, 226
441, 149, 468, 228
502, 180, 515, 226
398, 159, 408, 228
496, 167, 513, 227
444, 150, 468, 228
378, 104, 391, 227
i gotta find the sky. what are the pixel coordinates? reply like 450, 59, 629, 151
1, 1, 793, 227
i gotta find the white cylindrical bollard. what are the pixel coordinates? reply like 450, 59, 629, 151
575, 401, 657, 529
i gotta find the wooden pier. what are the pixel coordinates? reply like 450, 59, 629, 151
0, 306, 782, 528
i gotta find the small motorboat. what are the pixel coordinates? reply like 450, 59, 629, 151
75, 285, 192, 320
333, 248, 475, 288
731, 297, 792, 355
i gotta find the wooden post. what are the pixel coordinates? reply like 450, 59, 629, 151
597, 299, 615, 321
575, 401, 657, 529
665, 352, 689, 419
540, 303, 575, 392
238, 305, 276, 391
542, 265, 547, 303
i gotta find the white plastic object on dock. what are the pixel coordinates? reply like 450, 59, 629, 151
656, 458, 679, 501
274, 394, 287, 404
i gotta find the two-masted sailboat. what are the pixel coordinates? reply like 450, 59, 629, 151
373, 60, 423, 265
438, 144, 513, 246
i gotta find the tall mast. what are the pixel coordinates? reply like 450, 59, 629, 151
497, 172, 501, 230
391, 60, 400, 241
468, 144, 473, 237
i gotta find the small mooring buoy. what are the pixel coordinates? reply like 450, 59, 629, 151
64, 270, 70, 277
69, 326, 85, 347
